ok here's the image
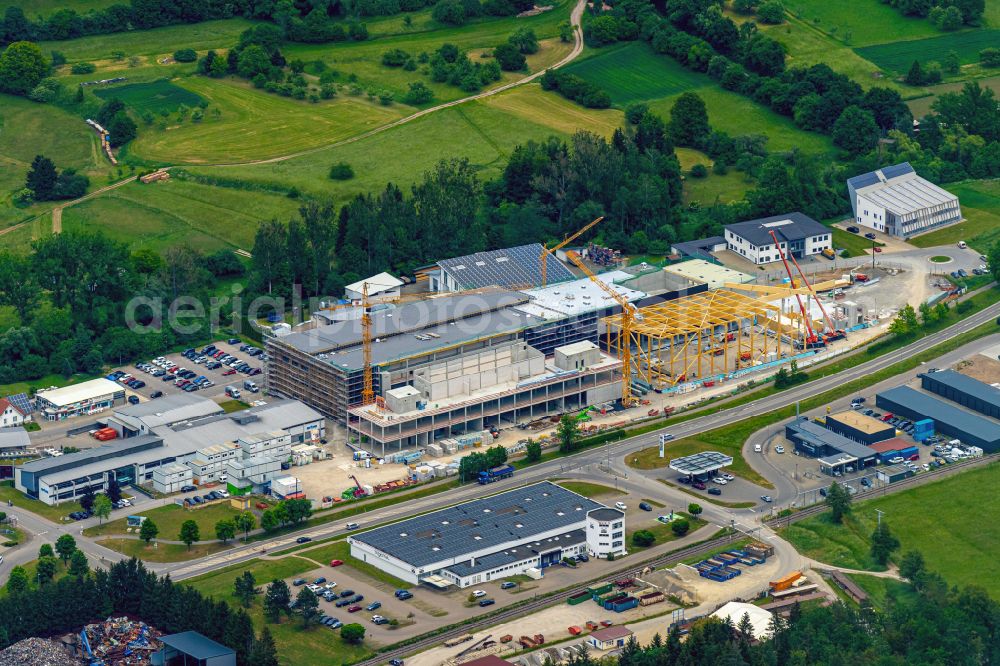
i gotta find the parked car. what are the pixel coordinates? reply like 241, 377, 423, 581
478, 598, 496, 607
500, 581, 517, 590
888, 456, 904, 464
865, 232, 876, 239
339, 589, 355, 598
774, 445, 785, 454
347, 606, 362, 613
389, 660, 404, 666
472, 590, 487, 598
127, 395, 140, 405
181, 485, 196, 492
707, 488, 722, 496
366, 602, 382, 611
292, 579, 306, 586
330, 559, 344, 567
692, 481, 706, 490
846, 226, 859, 233
860, 477, 872, 487
638, 502, 652, 512
614, 502, 627, 511
314, 577, 326, 585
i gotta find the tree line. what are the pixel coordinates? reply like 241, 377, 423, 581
0, 557, 279, 666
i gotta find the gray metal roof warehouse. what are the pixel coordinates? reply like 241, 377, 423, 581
350, 481, 603, 568
436, 244, 576, 291
785, 417, 878, 463
876, 385, 1000, 451
920, 370, 1000, 420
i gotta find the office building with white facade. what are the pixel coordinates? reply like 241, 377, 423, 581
349, 481, 618, 588
724, 213, 832, 265
848, 162, 961, 238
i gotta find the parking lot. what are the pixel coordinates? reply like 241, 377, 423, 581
106, 339, 266, 405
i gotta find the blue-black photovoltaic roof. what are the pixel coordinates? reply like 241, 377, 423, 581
351, 481, 604, 568
437, 244, 576, 290
5, 392, 32, 415
878, 386, 1000, 446
443, 529, 586, 577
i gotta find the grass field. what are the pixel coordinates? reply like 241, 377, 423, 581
907, 74, 1000, 118
182, 88, 593, 204
846, 573, 917, 610
97, 537, 232, 562
563, 42, 709, 106
782, 463, 1000, 596
59, 178, 302, 253
647, 86, 834, 154
907, 179, 1000, 252
94, 80, 205, 114
0, 482, 83, 523
782, 0, 939, 47
683, 170, 752, 205
84, 501, 241, 539
39, 19, 258, 62
556, 480, 622, 498
0, 95, 105, 227
627, 512, 706, 551
759, 16, 907, 93
129, 76, 406, 164
0, 0, 119, 15
856, 30, 1000, 74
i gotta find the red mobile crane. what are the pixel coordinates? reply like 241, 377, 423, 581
769, 229, 825, 349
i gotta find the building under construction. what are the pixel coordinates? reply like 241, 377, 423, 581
601, 287, 824, 390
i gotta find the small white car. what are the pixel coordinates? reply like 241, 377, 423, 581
712, 477, 728, 485
754, 444, 762, 453
472, 590, 487, 598
615, 502, 628, 511
774, 445, 785, 454
722, 473, 734, 481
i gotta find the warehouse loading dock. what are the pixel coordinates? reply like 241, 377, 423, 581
876, 386, 1000, 451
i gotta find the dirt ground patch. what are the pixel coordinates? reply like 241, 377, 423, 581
955, 355, 1000, 383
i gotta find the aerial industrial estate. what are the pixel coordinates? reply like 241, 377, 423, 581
2, 0, 1000, 664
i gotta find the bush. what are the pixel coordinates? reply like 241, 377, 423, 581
329, 162, 355, 180
757, 0, 784, 24
50, 51, 66, 66
540, 69, 610, 108
71, 62, 96, 75
28, 78, 61, 103
432, 0, 467, 25
382, 48, 411, 67
981, 48, 1000, 68
670, 518, 690, 536
689, 164, 708, 178
173, 48, 197, 62
493, 42, 526, 71
631, 530, 655, 547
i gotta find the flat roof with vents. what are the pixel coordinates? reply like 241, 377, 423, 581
350, 481, 604, 568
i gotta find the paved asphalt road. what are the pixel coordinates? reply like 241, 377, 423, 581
2, 297, 998, 583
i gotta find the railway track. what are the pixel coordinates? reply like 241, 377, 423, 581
357, 453, 999, 666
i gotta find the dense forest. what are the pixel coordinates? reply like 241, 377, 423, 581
0, 558, 278, 665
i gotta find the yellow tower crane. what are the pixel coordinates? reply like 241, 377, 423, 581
564, 250, 638, 408
361, 282, 375, 406
540, 216, 605, 287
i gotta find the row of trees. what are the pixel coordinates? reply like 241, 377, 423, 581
0, 557, 279, 665
457, 444, 508, 481
880, 0, 985, 28
260, 498, 313, 532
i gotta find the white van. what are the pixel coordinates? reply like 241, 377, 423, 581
243, 380, 259, 393
958, 241, 968, 249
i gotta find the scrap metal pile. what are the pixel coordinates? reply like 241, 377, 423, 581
0, 637, 78, 666
82, 617, 162, 665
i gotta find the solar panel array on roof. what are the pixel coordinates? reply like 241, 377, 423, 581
351, 481, 603, 567
5, 392, 32, 415
437, 244, 575, 290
